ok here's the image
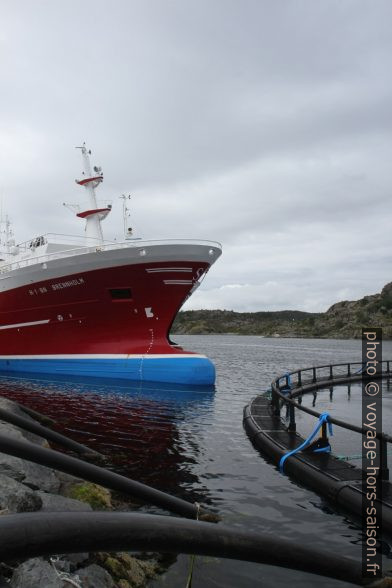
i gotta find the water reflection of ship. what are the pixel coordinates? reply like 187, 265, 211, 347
0, 375, 215, 506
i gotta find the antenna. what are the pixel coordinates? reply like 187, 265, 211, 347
119, 194, 132, 239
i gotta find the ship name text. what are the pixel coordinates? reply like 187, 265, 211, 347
28, 277, 85, 296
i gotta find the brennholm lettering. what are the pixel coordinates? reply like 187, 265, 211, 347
51, 277, 85, 291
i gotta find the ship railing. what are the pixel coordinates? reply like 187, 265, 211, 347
14, 233, 115, 253
0, 237, 222, 275
270, 360, 392, 479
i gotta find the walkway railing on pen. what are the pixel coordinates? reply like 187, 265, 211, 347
270, 360, 392, 480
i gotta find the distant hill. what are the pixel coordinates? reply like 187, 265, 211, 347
171, 282, 392, 338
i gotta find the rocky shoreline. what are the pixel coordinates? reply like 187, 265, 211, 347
171, 281, 392, 338
0, 398, 162, 587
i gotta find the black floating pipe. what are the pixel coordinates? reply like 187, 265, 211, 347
16, 402, 56, 426
0, 407, 100, 457
0, 512, 376, 586
0, 434, 216, 521
274, 380, 392, 444
243, 404, 392, 532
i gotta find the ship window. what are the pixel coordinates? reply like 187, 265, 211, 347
110, 288, 132, 300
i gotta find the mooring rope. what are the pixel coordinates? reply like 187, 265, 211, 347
354, 362, 367, 374
280, 372, 293, 390
279, 412, 333, 474
337, 451, 392, 461
50, 556, 82, 587
185, 502, 201, 588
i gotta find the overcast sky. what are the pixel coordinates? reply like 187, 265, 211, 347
1, 0, 391, 312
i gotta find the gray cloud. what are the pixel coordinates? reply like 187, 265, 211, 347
1, 0, 391, 311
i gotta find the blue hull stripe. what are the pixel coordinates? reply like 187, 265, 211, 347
0, 356, 216, 386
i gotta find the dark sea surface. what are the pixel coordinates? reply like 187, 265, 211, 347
1, 335, 392, 587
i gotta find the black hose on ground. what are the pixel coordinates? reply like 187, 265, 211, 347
0, 406, 100, 457
0, 512, 379, 586
0, 433, 217, 521
16, 402, 56, 426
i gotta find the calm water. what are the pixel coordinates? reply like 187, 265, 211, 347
1, 335, 392, 587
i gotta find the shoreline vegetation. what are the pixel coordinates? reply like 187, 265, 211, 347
172, 282, 392, 339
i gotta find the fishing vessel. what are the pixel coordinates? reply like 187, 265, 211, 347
0, 145, 222, 385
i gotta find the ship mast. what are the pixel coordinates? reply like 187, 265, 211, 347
75, 144, 111, 245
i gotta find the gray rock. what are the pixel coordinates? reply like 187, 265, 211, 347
56, 470, 85, 491
0, 452, 60, 492
0, 401, 61, 492
0, 421, 29, 442
37, 491, 92, 512
0, 399, 49, 446
10, 558, 63, 587
76, 564, 115, 587
66, 552, 90, 567
0, 474, 42, 513
0, 398, 22, 412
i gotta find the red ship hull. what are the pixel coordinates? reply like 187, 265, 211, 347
0, 240, 221, 385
